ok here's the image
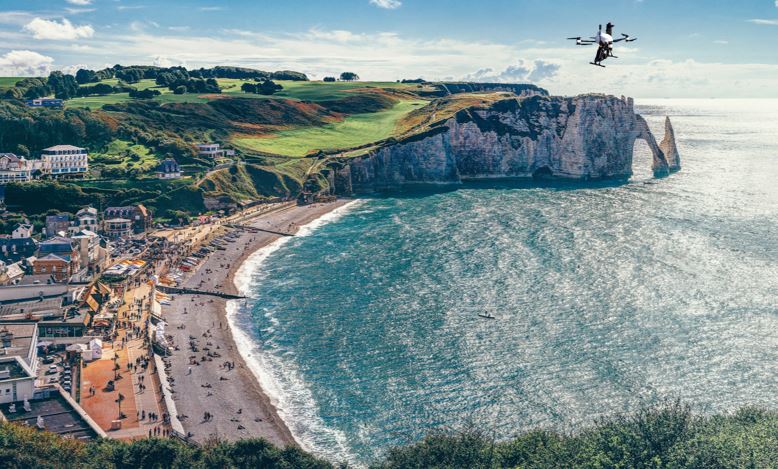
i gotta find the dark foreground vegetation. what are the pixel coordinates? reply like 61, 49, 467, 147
2, 402, 777, 468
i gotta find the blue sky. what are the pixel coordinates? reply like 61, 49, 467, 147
1, 0, 777, 97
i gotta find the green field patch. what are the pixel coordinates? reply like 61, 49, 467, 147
232, 99, 426, 157
90, 140, 161, 178
0, 77, 24, 92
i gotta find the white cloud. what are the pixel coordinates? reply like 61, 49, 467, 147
65, 8, 96, 14
23, 17, 94, 40
199, 6, 223, 11
713, 40, 729, 44
370, 0, 401, 9
168, 26, 190, 32
0, 50, 54, 76
152, 56, 187, 67
66, 0, 92, 4
463, 59, 560, 83
61, 63, 88, 75
748, 19, 778, 25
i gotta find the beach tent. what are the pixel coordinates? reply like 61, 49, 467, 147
67, 343, 91, 361
89, 338, 103, 360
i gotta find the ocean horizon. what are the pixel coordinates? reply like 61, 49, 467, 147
228, 98, 778, 465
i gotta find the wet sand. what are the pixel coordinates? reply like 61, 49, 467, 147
162, 200, 351, 446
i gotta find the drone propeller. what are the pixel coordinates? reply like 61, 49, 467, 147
613, 33, 638, 43
567, 36, 595, 45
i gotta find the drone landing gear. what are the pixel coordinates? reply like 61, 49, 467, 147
590, 62, 606, 68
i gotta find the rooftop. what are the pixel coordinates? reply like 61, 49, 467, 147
0, 283, 69, 304
0, 298, 63, 319
0, 356, 32, 381
2, 390, 102, 440
42, 145, 86, 152
0, 324, 36, 362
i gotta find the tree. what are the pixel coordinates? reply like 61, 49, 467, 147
258, 79, 283, 95
323, 76, 336, 82
128, 88, 161, 99
75, 68, 99, 84
116, 68, 144, 84
173, 85, 187, 95
47, 72, 79, 99
339, 72, 359, 81
240, 82, 257, 93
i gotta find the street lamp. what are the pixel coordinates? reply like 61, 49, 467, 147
116, 392, 126, 419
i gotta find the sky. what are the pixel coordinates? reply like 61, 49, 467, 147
1, 0, 777, 98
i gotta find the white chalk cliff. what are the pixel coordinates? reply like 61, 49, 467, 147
334, 94, 680, 193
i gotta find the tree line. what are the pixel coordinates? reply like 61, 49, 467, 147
1, 401, 778, 468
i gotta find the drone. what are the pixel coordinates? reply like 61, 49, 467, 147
567, 22, 637, 67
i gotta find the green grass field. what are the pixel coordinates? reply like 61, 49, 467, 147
222, 79, 418, 101
232, 99, 426, 157
66, 78, 421, 108
0, 77, 23, 92
69, 78, 211, 107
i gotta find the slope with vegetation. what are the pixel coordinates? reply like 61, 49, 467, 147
1, 402, 777, 468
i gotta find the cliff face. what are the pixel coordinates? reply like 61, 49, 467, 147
336, 94, 679, 193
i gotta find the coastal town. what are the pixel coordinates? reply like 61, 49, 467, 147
0, 145, 347, 446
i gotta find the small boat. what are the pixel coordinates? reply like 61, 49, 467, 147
478, 312, 496, 320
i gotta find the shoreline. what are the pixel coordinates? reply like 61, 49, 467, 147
162, 199, 354, 447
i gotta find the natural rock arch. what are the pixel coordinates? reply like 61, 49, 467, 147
633, 114, 670, 177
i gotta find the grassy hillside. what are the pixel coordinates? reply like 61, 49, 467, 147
1, 402, 778, 468
233, 99, 426, 157
67, 78, 423, 109
0, 77, 22, 92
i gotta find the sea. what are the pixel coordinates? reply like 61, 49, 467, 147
228, 99, 778, 465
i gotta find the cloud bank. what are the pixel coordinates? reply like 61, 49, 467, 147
23, 17, 94, 40
0, 50, 54, 76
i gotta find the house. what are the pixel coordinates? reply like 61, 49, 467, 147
0, 238, 37, 264
0, 154, 32, 184
32, 254, 75, 282
68, 207, 99, 235
25, 98, 63, 108
35, 237, 80, 281
104, 204, 151, 234
156, 158, 182, 179
45, 214, 70, 238
12, 224, 33, 239
195, 143, 235, 159
41, 145, 88, 177
103, 218, 132, 239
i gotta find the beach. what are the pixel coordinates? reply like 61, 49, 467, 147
162, 200, 352, 446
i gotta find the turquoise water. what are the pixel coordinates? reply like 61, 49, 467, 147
230, 100, 778, 464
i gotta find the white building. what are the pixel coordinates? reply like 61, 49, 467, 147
12, 224, 33, 239
41, 145, 89, 177
0, 153, 32, 184
0, 356, 35, 404
195, 143, 235, 159
68, 207, 99, 236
